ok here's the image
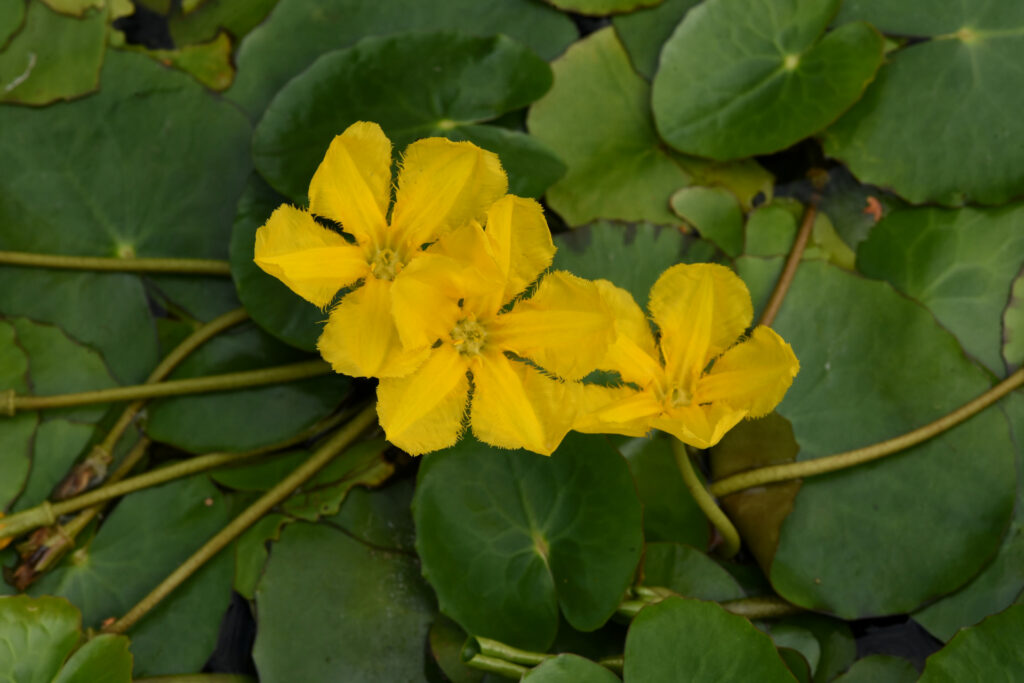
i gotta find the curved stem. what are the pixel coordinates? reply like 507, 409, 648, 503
8, 359, 331, 413
758, 201, 817, 327
464, 654, 528, 678
0, 250, 232, 275
104, 404, 378, 635
711, 367, 1024, 498
473, 637, 553, 667
671, 439, 741, 558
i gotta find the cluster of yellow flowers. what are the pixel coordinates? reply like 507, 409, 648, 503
254, 122, 799, 456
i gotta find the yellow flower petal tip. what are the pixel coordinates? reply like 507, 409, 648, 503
575, 263, 799, 450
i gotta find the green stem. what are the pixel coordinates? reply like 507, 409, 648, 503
464, 654, 529, 678
758, 201, 817, 327
5, 359, 331, 414
598, 655, 624, 674
104, 404, 378, 635
710, 367, 1024, 498
720, 596, 805, 619
671, 439, 741, 558
473, 636, 553, 667
0, 250, 232, 275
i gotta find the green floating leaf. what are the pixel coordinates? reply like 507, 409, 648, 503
228, 0, 576, 117
764, 261, 1016, 618
833, 655, 917, 683
652, 0, 883, 160
771, 624, 820, 676
0, 1, 107, 104
640, 542, 744, 601
618, 436, 709, 548
623, 597, 796, 682
0, 0, 26, 47
914, 393, 1024, 641
778, 614, 856, 683
528, 28, 688, 226
169, 0, 278, 46
0, 595, 81, 683
31, 476, 233, 677
613, 0, 701, 79
552, 222, 716, 310
0, 51, 251, 383
253, 31, 560, 202
1005, 272, 1024, 371
140, 30, 235, 91
0, 318, 116, 511
280, 439, 393, 522
858, 204, 1024, 376
145, 323, 349, 453
546, 0, 656, 16
428, 616, 486, 683
919, 603, 1024, 682
524, 654, 621, 682
53, 634, 133, 683
745, 202, 800, 258
414, 433, 643, 651
230, 174, 322, 351
253, 495, 436, 682
824, 3, 1024, 205
40, 0, 103, 16
670, 186, 744, 258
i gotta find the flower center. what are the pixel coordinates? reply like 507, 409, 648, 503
370, 248, 401, 280
450, 317, 486, 356
669, 385, 692, 409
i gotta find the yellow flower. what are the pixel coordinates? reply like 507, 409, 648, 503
377, 197, 616, 456
253, 121, 507, 378
575, 263, 799, 449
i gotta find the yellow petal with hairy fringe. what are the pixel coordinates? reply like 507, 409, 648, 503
489, 271, 615, 381
697, 326, 799, 417
423, 222, 507, 319
253, 205, 369, 307
308, 122, 392, 247
389, 253, 467, 350
470, 352, 576, 455
483, 195, 555, 305
390, 138, 507, 249
572, 384, 653, 437
594, 280, 661, 387
650, 263, 753, 386
377, 345, 470, 455
653, 403, 747, 450
318, 277, 428, 378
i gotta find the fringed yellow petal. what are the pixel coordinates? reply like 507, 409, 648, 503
594, 280, 662, 387
470, 352, 576, 455
649, 263, 753, 387
389, 254, 465, 350
424, 222, 507, 318
254, 205, 369, 307
377, 345, 470, 455
573, 384, 656, 437
483, 195, 555, 305
489, 271, 615, 381
317, 277, 428, 378
653, 403, 747, 450
390, 137, 507, 249
697, 326, 799, 417
308, 121, 392, 247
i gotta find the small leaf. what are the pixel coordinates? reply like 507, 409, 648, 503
53, 634, 133, 683
919, 604, 1024, 682
833, 655, 917, 683
523, 654, 621, 682
670, 186, 744, 258
0, 595, 81, 683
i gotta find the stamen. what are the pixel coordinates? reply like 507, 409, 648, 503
450, 317, 487, 356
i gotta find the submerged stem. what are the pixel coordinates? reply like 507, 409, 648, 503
0, 250, 232, 275
671, 439, 741, 558
104, 404, 379, 635
710, 367, 1024, 498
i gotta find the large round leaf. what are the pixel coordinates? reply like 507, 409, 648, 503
0, 595, 81, 683
652, 0, 883, 160
252, 32, 560, 202
857, 204, 1024, 376
253, 489, 436, 682
747, 260, 1016, 617
824, 2, 1024, 205
414, 433, 643, 651
623, 597, 796, 682
919, 603, 1024, 682
227, 0, 576, 118
0, 51, 251, 383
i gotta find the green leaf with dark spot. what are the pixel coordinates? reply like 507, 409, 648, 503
671, 186, 744, 258
414, 433, 643, 651
228, 0, 576, 118
252, 32, 558, 203
919, 603, 1024, 682
523, 654, 621, 682
145, 323, 349, 453
652, 0, 883, 160
857, 205, 1024, 376
623, 597, 796, 682
824, 3, 1024, 205
640, 542, 745, 601
0, 595, 81, 683
833, 655, 917, 683
613, 0, 702, 79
